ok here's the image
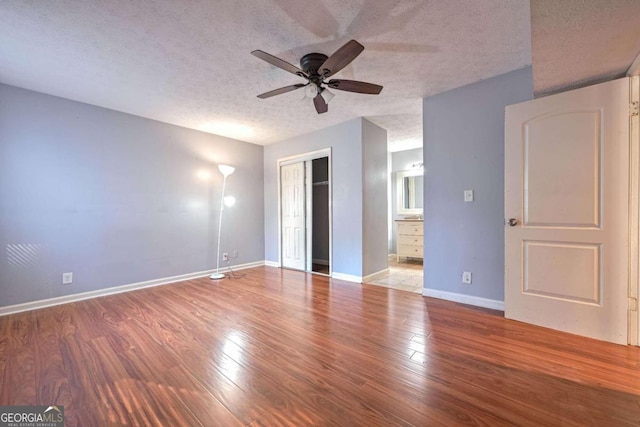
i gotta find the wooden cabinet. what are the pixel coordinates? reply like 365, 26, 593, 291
396, 220, 423, 262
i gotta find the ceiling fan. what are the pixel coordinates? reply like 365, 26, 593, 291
251, 40, 383, 114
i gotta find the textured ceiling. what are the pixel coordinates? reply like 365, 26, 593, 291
531, 0, 640, 97
0, 0, 531, 151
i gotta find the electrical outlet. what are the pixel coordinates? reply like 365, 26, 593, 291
233, 250, 238, 258
462, 272, 472, 284
62, 272, 73, 285
464, 190, 474, 202
222, 253, 229, 261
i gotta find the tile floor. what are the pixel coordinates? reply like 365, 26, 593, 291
366, 256, 423, 294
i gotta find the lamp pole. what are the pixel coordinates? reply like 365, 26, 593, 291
211, 164, 234, 280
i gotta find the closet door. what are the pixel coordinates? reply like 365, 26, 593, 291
281, 162, 306, 270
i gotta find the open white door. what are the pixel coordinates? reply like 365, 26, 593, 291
505, 78, 630, 345
281, 162, 306, 270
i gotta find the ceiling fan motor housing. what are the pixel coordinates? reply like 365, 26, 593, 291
300, 53, 329, 79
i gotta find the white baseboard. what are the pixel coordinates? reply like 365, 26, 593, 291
312, 258, 330, 266
331, 272, 363, 283
363, 268, 389, 283
225, 260, 265, 272
0, 260, 266, 316
422, 288, 504, 311
264, 260, 280, 268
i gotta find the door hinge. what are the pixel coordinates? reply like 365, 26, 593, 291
629, 297, 638, 311
631, 101, 639, 117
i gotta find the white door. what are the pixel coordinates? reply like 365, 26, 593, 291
505, 77, 630, 345
281, 162, 306, 270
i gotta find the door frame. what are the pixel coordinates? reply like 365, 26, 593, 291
629, 75, 639, 346
277, 148, 332, 275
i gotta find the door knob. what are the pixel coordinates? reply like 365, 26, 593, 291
508, 218, 518, 227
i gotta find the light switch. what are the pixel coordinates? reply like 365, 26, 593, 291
464, 190, 474, 202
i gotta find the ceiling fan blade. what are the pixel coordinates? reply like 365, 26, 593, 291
251, 50, 307, 77
257, 84, 307, 99
320, 40, 364, 77
313, 93, 328, 114
327, 79, 383, 95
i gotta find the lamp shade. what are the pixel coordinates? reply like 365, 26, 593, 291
304, 84, 318, 99
320, 88, 335, 104
218, 164, 235, 177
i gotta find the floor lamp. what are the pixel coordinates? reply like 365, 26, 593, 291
210, 164, 235, 280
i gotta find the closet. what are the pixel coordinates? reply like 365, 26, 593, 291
311, 157, 330, 273
280, 150, 331, 275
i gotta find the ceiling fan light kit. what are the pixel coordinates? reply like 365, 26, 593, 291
304, 84, 318, 99
251, 40, 383, 114
320, 88, 335, 104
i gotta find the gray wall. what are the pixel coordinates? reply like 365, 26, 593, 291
362, 119, 389, 276
264, 118, 388, 278
423, 67, 533, 301
264, 119, 363, 276
389, 147, 423, 253
0, 84, 264, 307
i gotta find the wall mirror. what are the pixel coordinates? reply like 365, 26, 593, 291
397, 170, 424, 215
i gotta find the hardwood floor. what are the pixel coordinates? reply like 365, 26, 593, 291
1, 266, 639, 426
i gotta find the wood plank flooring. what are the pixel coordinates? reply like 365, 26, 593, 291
1, 266, 639, 426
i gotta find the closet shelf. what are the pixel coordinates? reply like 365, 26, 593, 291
313, 181, 329, 186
